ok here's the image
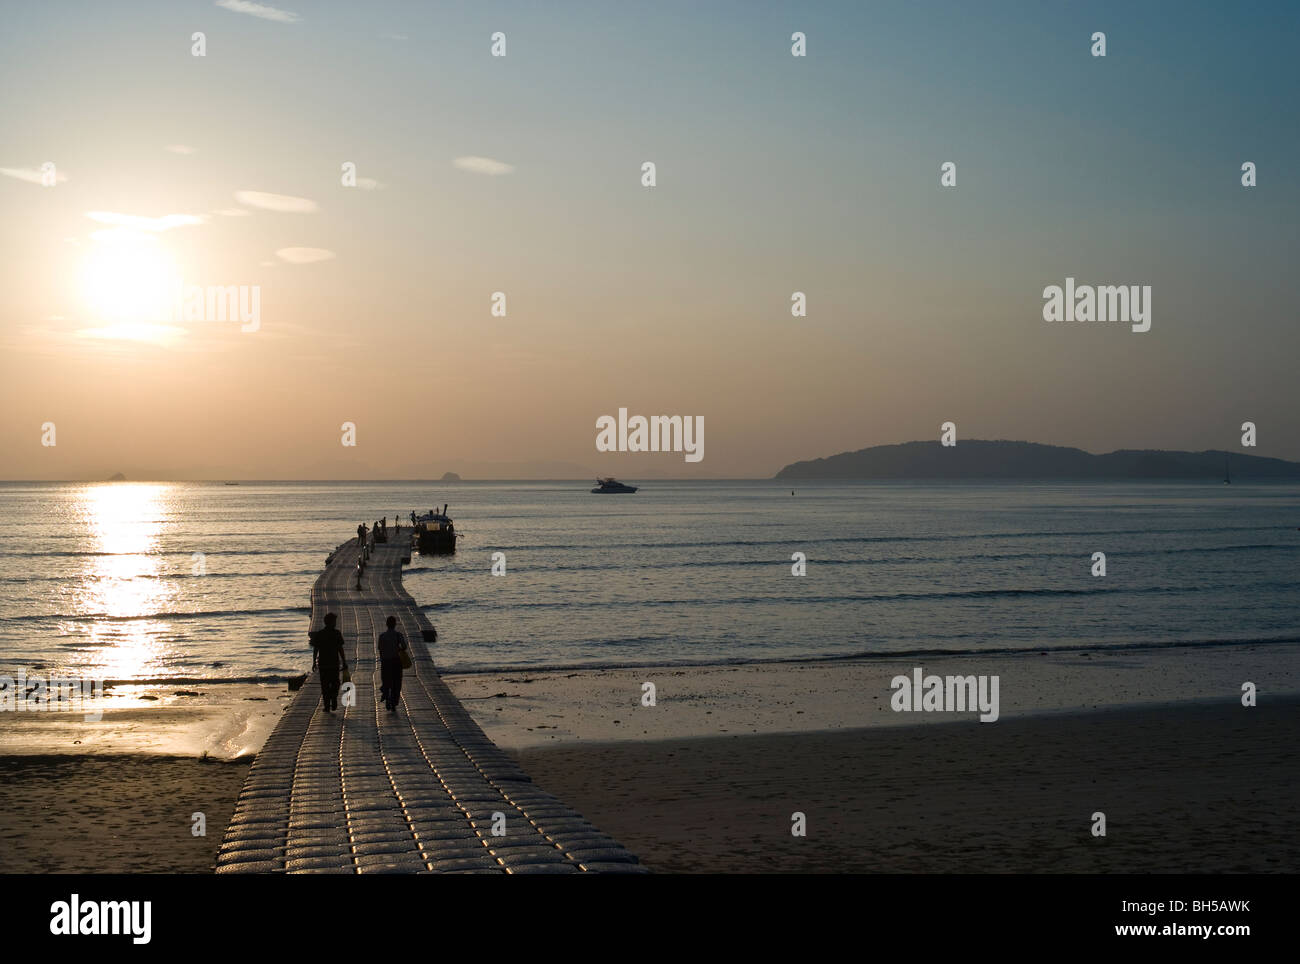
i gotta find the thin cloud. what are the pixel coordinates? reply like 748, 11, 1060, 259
453, 156, 514, 176
215, 0, 300, 23
165, 145, 196, 155
76, 323, 188, 343
276, 247, 336, 264
1, 166, 68, 185
90, 228, 160, 243
85, 211, 206, 231
235, 190, 319, 213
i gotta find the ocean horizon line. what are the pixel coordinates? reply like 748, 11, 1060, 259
3, 476, 1298, 485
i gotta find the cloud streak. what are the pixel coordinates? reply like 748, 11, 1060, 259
1, 166, 68, 185
453, 156, 514, 176
215, 0, 300, 23
235, 190, 319, 213
85, 211, 206, 231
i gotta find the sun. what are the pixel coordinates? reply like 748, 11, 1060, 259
79, 239, 177, 327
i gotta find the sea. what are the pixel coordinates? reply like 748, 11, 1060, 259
0, 480, 1297, 686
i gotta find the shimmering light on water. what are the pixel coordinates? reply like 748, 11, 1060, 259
0, 481, 1298, 683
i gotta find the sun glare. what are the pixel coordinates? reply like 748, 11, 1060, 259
79, 240, 177, 330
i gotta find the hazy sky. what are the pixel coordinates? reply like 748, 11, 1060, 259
2, 0, 1297, 479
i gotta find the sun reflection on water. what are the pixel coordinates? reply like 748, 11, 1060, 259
74, 483, 179, 680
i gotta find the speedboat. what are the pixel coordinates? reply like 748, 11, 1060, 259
591, 477, 637, 494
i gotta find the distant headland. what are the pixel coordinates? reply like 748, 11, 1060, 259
440, 472, 462, 482
774, 440, 1300, 480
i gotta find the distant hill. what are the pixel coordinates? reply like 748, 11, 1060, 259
440, 472, 462, 482
775, 440, 1300, 480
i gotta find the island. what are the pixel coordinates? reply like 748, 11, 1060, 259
774, 440, 1300, 481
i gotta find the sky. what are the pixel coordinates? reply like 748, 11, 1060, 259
1, 0, 1297, 479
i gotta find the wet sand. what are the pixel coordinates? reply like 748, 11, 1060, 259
0, 754, 251, 873
444, 643, 1300, 749
0, 682, 288, 759
512, 698, 1300, 873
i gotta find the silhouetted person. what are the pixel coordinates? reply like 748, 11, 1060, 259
377, 615, 408, 713
357, 522, 367, 544
309, 612, 348, 712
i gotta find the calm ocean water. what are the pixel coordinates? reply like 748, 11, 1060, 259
0, 480, 1297, 683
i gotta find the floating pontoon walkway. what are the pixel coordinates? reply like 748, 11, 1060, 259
217, 535, 645, 874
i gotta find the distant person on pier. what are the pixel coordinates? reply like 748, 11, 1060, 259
357, 522, 367, 544
309, 613, 348, 713
377, 615, 409, 712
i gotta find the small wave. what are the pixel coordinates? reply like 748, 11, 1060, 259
479, 524, 1290, 553
403, 542, 1300, 575
441, 581, 1300, 611
437, 634, 1300, 675
0, 548, 313, 558
13, 569, 322, 584
0, 605, 311, 624
107, 674, 298, 687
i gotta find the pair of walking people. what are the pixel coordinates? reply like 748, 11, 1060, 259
309, 613, 409, 713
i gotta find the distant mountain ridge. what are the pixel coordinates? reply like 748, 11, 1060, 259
774, 440, 1300, 480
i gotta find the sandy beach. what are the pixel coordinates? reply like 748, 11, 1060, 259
513, 698, 1300, 873
4, 650, 1295, 873
0, 683, 277, 872
0, 754, 250, 873
9, 693, 1290, 874
447, 650, 1300, 872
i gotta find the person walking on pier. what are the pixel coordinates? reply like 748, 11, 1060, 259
377, 615, 409, 713
310, 612, 348, 713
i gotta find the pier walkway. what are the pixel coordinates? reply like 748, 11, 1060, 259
216, 535, 644, 873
